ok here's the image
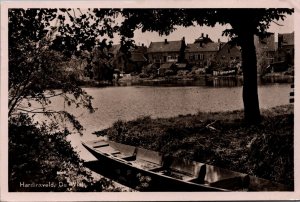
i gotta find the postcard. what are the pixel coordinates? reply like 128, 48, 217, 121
1, 0, 299, 201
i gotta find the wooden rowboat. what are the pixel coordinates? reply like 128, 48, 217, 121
82, 139, 290, 191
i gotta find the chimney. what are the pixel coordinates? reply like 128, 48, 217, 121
206, 34, 208, 38
218, 38, 220, 43
142, 43, 144, 47
165, 39, 168, 44
201, 33, 204, 38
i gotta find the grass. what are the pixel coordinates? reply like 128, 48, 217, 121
94, 104, 294, 189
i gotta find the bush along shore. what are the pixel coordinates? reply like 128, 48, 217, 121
94, 104, 294, 190
9, 114, 121, 192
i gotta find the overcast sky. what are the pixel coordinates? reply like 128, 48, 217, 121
111, 13, 294, 46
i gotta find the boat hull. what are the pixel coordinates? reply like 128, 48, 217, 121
82, 140, 290, 191
82, 142, 226, 191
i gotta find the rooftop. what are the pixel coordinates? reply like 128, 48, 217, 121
278, 32, 294, 46
148, 40, 183, 53
185, 42, 221, 52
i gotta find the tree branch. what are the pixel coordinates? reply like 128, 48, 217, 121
272, 20, 284, 26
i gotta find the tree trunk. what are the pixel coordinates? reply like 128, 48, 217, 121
240, 32, 261, 124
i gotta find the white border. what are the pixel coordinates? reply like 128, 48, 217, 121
1, 0, 299, 201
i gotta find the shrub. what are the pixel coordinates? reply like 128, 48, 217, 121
9, 114, 117, 191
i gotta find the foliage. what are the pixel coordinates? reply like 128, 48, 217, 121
8, 8, 123, 192
9, 114, 120, 191
96, 105, 294, 189
8, 8, 123, 132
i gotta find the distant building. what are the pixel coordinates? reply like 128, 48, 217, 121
277, 32, 294, 65
254, 33, 276, 74
215, 43, 241, 69
147, 38, 186, 65
108, 44, 147, 73
185, 35, 221, 68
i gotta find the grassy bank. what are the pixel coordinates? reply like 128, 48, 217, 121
95, 105, 294, 189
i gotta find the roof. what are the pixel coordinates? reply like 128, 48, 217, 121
185, 42, 220, 52
148, 40, 183, 53
255, 34, 276, 51
131, 45, 147, 53
130, 52, 147, 62
279, 32, 294, 46
159, 63, 174, 69
194, 36, 213, 44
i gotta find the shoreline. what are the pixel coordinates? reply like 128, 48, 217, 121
78, 74, 294, 88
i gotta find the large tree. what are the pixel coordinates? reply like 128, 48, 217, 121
8, 8, 121, 130
118, 8, 294, 124
8, 8, 121, 191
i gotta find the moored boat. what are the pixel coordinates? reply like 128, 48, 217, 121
82, 139, 290, 191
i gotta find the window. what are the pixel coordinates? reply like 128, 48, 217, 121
199, 54, 204, 60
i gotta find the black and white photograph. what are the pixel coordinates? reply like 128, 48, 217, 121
0, 0, 299, 201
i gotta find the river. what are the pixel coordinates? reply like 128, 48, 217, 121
38, 81, 292, 161
28, 79, 293, 191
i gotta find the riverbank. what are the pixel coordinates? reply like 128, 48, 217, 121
94, 104, 294, 189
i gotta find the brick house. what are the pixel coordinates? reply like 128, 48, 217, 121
185, 34, 220, 68
215, 43, 241, 69
254, 33, 276, 74
147, 38, 186, 65
185, 42, 221, 68
277, 32, 294, 65
108, 44, 147, 73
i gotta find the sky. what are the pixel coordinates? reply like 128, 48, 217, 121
111, 13, 294, 46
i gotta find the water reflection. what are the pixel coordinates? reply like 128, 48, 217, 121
116, 76, 293, 88
206, 77, 243, 87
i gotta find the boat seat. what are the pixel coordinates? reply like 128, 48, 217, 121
108, 141, 137, 159
136, 148, 163, 165
92, 141, 109, 148
169, 158, 203, 178
95, 146, 120, 155
113, 153, 136, 161
203, 164, 250, 190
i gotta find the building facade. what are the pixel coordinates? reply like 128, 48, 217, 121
147, 38, 186, 65
277, 32, 294, 65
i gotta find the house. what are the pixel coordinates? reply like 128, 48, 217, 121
108, 44, 147, 74
185, 34, 221, 68
147, 37, 186, 65
215, 43, 241, 70
185, 42, 221, 68
276, 32, 294, 65
126, 45, 148, 73
254, 33, 276, 73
